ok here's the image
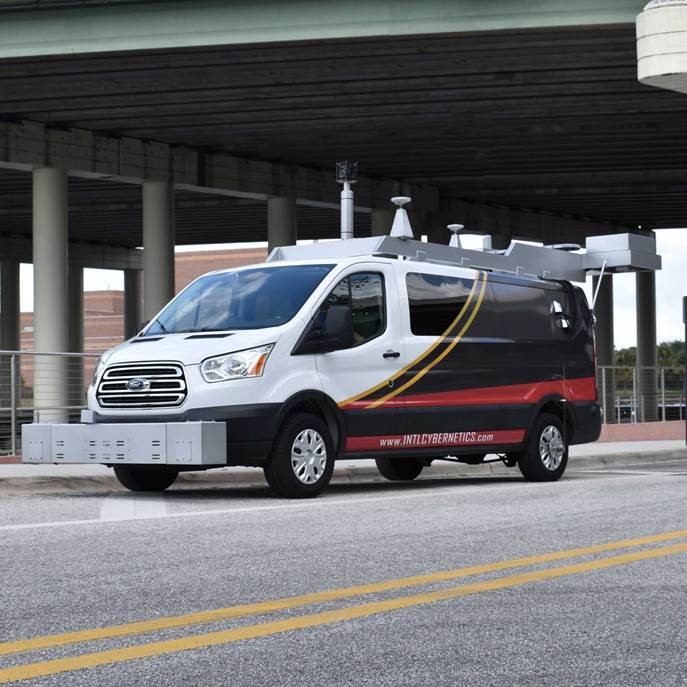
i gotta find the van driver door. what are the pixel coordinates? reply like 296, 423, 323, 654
313, 262, 407, 453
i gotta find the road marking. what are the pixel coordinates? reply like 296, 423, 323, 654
1, 540, 685, 685
0, 482, 528, 533
2, 528, 687, 657
99, 493, 168, 521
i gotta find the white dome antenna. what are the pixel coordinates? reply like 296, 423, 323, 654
447, 223, 464, 248
389, 196, 414, 240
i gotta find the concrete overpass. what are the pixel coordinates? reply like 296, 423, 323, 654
0, 0, 685, 421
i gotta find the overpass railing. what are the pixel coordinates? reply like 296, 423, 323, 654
597, 365, 685, 424
0, 350, 100, 456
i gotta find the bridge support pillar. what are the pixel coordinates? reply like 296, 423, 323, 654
371, 209, 393, 237
124, 269, 143, 339
33, 167, 69, 423
593, 274, 615, 422
267, 196, 296, 253
0, 260, 20, 413
143, 180, 175, 321
68, 266, 84, 410
636, 270, 658, 422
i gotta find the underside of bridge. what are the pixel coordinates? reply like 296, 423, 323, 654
1, 21, 686, 242
0, 1, 685, 247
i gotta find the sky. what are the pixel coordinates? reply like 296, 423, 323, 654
17, 229, 685, 350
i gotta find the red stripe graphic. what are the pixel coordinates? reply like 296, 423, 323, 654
346, 429, 526, 452
344, 377, 596, 410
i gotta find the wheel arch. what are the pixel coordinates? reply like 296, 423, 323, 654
272, 390, 346, 457
527, 395, 575, 444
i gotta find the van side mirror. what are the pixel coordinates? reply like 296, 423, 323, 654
323, 305, 353, 351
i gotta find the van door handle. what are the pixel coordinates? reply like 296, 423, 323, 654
383, 350, 401, 359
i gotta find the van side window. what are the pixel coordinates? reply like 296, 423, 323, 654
405, 272, 473, 336
490, 281, 551, 340
323, 273, 385, 346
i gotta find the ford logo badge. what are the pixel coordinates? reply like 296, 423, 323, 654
127, 377, 151, 391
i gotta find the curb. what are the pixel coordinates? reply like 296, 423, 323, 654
0, 448, 685, 494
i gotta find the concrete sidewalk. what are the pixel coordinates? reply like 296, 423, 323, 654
1, 440, 685, 494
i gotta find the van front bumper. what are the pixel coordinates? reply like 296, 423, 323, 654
21, 421, 227, 466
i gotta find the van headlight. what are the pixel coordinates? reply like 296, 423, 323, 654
91, 351, 112, 387
200, 344, 274, 383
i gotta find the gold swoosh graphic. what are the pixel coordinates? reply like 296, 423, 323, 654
365, 272, 487, 409
338, 273, 482, 408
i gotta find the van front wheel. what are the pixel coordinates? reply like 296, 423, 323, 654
517, 413, 568, 482
375, 457, 424, 481
264, 413, 335, 498
113, 465, 178, 492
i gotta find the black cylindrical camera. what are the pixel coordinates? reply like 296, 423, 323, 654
336, 161, 358, 184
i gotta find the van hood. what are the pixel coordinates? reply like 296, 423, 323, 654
101, 328, 284, 367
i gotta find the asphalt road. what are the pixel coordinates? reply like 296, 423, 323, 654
1, 459, 687, 687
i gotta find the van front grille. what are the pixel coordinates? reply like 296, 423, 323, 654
96, 362, 187, 408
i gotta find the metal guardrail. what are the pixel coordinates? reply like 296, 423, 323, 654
597, 365, 685, 424
1, 354, 682, 455
0, 350, 100, 455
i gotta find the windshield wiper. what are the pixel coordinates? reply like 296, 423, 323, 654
152, 318, 169, 333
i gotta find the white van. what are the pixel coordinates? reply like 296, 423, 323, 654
23, 226, 617, 498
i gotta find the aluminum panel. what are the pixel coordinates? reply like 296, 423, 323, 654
21, 421, 227, 466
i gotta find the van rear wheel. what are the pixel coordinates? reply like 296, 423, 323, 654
375, 457, 424, 481
264, 413, 335, 498
516, 413, 568, 482
113, 465, 178, 492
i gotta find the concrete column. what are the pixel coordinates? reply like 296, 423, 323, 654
490, 232, 512, 250
267, 196, 296, 253
0, 260, 20, 412
124, 269, 143, 338
143, 180, 175, 321
68, 266, 84, 410
492, 206, 511, 250
426, 217, 447, 245
370, 209, 393, 237
592, 274, 615, 422
636, 270, 658, 422
0, 260, 20, 352
33, 167, 69, 423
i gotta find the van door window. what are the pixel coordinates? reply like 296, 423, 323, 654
405, 272, 473, 336
322, 273, 385, 347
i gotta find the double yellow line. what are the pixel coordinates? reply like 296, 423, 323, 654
2, 528, 687, 684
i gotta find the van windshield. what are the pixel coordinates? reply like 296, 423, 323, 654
144, 264, 334, 335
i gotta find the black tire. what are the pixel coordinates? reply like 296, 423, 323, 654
516, 412, 568, 482
264, 413, 335, 498
375, 457, 425, 481
113, 465, 178, 492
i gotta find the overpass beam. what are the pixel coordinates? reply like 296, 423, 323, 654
33, 167, 69, 423
267, 196, 296, 253
592, 274, 615, 422
636, 270, 657, 423
143, 180, 175, 320
124, 269, 143, 339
